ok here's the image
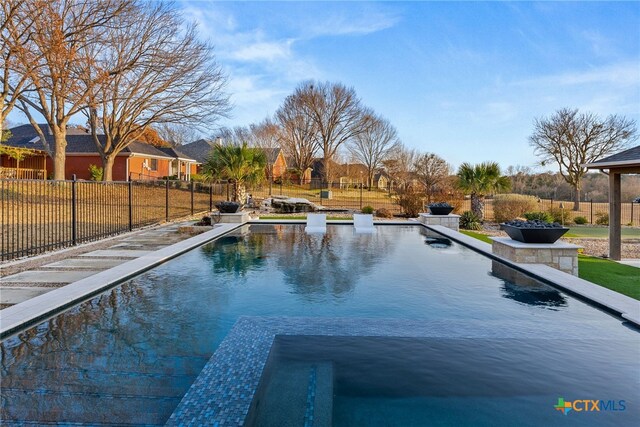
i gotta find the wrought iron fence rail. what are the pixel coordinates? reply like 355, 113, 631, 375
2, 176, 638, 261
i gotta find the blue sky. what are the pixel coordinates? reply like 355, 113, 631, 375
9, 1, 640, 170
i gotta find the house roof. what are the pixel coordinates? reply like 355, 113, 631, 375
179, 139, 215, 163
261, 147, 282, 164
4, 124, 182, 159
584, 145, 640, 169
156, 146, 198, 162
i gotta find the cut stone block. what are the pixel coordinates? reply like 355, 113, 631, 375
418, 213, 460, 231
491, 237, 581, 276
79, 250, 152, 258
1, 270, 101, 283
0, 287, 54, 304
43, 258, 124, 269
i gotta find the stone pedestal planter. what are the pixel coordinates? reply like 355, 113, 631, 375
218, 212, 251, 224
418, 213, 460, 231
491, 237, 581, 276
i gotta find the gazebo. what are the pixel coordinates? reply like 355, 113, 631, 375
584, 145, 640, 260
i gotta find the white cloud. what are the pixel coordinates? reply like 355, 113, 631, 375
305, 11, 400, 37
514, 62, 640, 87
231, 40, 295, 62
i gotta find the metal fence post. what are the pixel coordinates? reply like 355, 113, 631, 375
360, 183, 363, 209
165, 179, 169, 221
631, 202, 634, 226
590, 199, 593, 224
190, 181, 195, 215
128, 180, 133, 231
71, 174, 77, 245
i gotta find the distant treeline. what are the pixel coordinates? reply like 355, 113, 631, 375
505, 167, 639, 203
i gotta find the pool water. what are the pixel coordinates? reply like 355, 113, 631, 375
252, 336, 638, 427
1, 224, 638, 425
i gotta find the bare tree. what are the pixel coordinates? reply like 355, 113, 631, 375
413, 152, 451, 203
249, 118, 281, 149
383, 143, 417, 190
275, 92, 317, 184
529, 108, 637, 210
11, 0, 130, 180
294, 81, 368, 184
84, 1, 229, 181
0, 0, 41, 140
347, 112, 400, 190
154, 123, 201, 146
215, 126, 252, 145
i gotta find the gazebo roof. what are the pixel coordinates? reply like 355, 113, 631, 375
584, 145, 640, 169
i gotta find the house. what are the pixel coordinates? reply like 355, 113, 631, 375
310, 160, 386, 189
262, 147, 287, 181
180, 139, 287, 180
0, 124, 198, 180
373, 171, 390, 190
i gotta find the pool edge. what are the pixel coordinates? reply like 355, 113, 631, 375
423, 224, 640, 327
0, 223, 243, 339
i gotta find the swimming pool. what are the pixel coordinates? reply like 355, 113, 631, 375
1, 224, 638, 425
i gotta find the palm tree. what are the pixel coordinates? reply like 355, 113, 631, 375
456, 162, 510, 220
204, 143, 267, 203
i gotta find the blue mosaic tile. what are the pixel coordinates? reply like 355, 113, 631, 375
166, 316, 588, 426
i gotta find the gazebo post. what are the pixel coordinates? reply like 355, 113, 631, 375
609, 171, 622, 260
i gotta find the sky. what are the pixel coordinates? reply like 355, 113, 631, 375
8, 1, 640, 171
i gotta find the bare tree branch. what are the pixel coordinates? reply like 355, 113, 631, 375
529, 107, 637, 210
347, 112, 400, 189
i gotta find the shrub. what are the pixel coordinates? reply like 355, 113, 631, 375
573, 216, 588, 225
523, 211, 553, 222
88, 164, 103, 181
396, 188, 425, 217
492, 194, 538, 223
460, 210, 482, 230
361, 205, 375, 214
595, 212, 609, 225
375, 208, 393, 218
190, 173, 207, 182
547, 207, 572, 224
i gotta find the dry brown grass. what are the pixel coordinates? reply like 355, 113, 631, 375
1, 180, 219, 260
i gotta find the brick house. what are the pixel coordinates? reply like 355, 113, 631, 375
0, 124, 198, 180
180, 139, 287, 180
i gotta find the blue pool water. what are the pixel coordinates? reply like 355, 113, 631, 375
1, 224, 638, 425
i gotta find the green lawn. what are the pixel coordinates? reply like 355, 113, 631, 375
460, 230, 640, 300
564, 226, 640, 239
460, 230, 493, 244
578, 256, 640, 300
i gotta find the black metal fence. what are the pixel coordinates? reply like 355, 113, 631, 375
2, 175, 638, 261
0, 177, 229, 261
245, 178, 401, 213
454, 198, 639, 226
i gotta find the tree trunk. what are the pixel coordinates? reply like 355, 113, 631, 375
322, 155, 331, 188
471, 193, 484, 220
102, 154, 116, 181
52, 132, 67, 180
235, 182, 246, 205
572, 185, 581, 211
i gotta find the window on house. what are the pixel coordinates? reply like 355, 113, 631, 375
149, 159, 158, 171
